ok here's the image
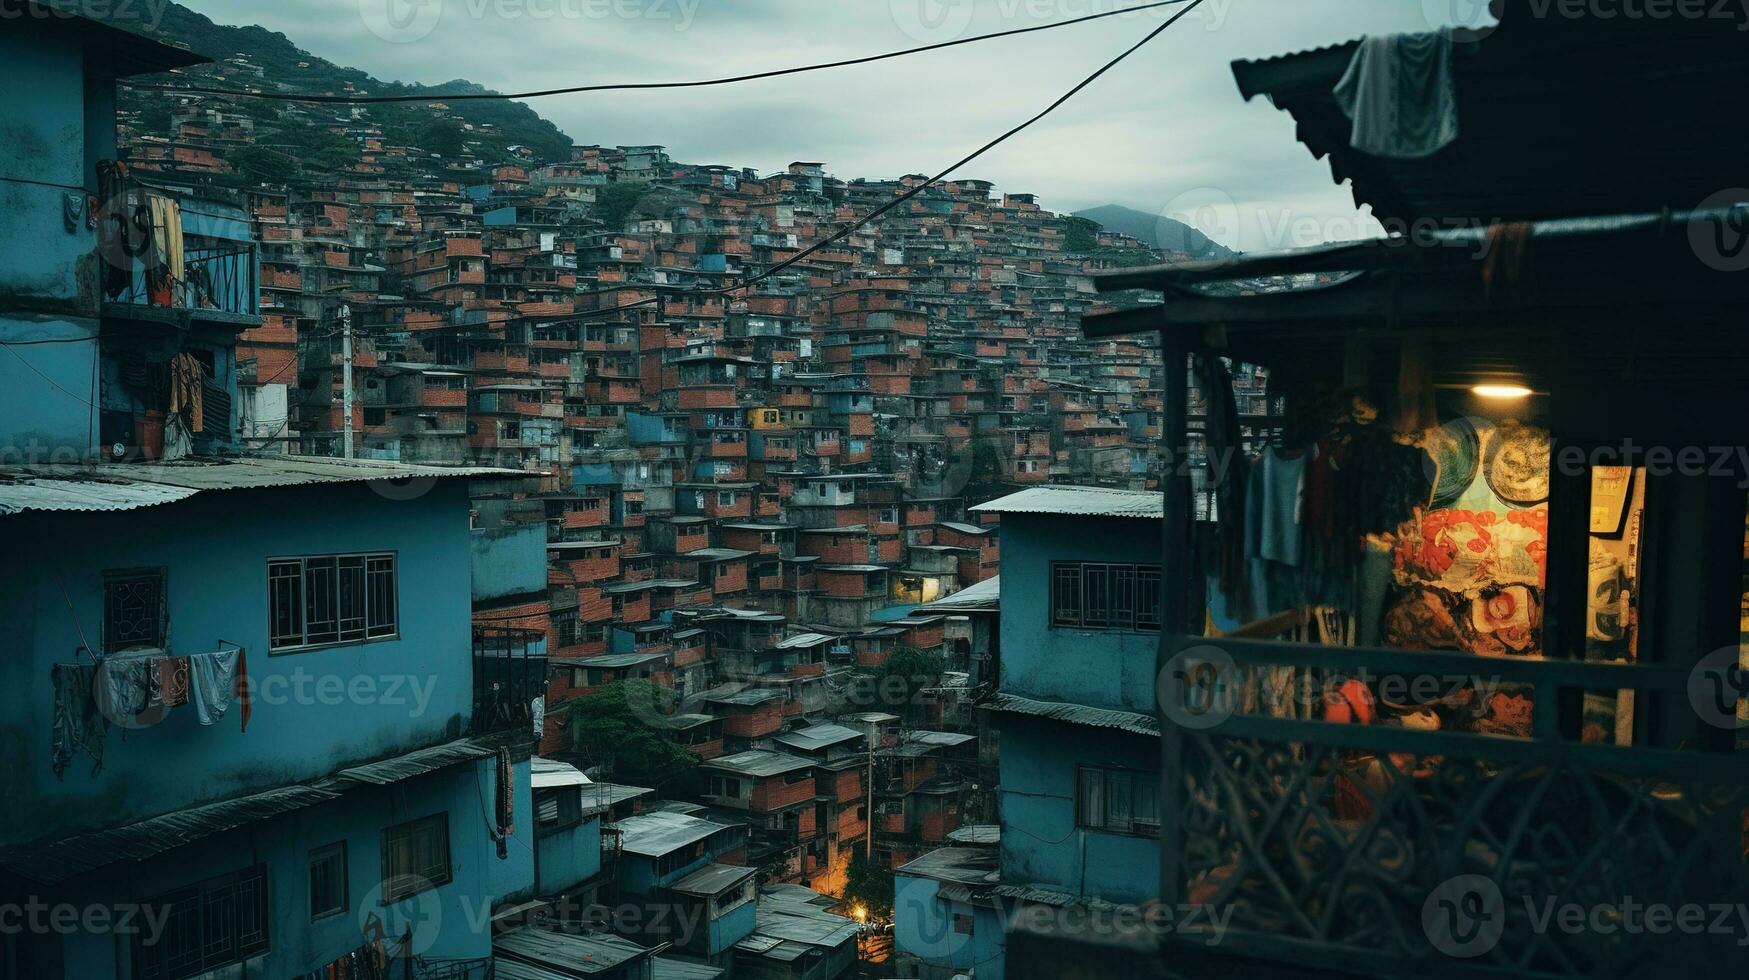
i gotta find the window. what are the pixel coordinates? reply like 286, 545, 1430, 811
133, 866, 269, 980
308, 843, 347, 921
717, 491, 738, 507
536, 787, 582, 835
380, 814, 451, 901
1050, 562, 1162, 632
105, 568, 167, 653
1077, 766, 1161, 835
269, 553, 397, 650
783, 768, 812, 784
954, 912, 975, 935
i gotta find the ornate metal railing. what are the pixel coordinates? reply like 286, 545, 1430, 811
1159, 638, 1749, 977
472, 626, 549, 739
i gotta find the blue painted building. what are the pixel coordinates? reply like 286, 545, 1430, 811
971, 486, 1163, 906
893, 847, 1005, 980
607, 810, 757, 969
0, 11, 547, 977
891, 486, 1164, 980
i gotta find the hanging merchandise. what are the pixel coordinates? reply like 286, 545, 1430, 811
1483, 421, 1552, 507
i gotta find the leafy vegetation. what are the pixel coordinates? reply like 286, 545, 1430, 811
567, 680, 698, 788
844, 851, 895, 920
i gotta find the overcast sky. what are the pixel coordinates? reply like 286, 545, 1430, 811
174, 0, 1492, 251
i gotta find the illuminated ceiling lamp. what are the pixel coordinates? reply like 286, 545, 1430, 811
1471, 383, 1534, 400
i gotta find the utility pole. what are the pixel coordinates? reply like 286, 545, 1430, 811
865, 718, 876, 860
340, 303, 355, 460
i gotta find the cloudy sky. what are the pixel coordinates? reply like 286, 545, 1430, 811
175, 0, 1492, 251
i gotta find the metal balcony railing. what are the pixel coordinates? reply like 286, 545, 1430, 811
1159, 637, 1749, 977
102, 201, 258, 319
472, 627, 549, 739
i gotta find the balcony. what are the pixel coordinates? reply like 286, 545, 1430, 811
472, 627, 549, 739
100, 192, 259, 326
1159, 638, 1749, 977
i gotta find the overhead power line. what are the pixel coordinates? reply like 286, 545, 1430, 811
449, 0, 1209, 331
123, 1, 1191, 104
719, 0, 1211, 295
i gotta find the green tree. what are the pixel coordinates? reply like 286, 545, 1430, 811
566, 680, 698, 787
592, 181, 651, 231
230, 146, 300, 186
844, 851, 895, 921
417, 118, 467, 157
866, 646, 947, 720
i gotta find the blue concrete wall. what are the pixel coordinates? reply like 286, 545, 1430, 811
996, 513, 1161, 715
0, 479, 477, 847
471, 523, 549, 601
0, 28, 98, 313
708, 899, 757, 956
894, 875, 1006, 980
53, 757, 513, 978
487, 757, 538, 905
537, 812, 603, 895
0, 28, 105, 457
996, 715, 1158, 904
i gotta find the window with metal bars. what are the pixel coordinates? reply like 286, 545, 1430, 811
133, 865, 269, 980
380, 813, 451, 902
268, 553, 397, 650
104, 568, 167, 653
1049, 562, 1163, 632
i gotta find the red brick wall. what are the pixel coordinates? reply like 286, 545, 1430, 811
750, 774, 817, 812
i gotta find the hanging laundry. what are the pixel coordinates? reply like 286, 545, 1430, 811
1332, 31, 1459, 159
188, 649, 241, 726
51, 664, 106, 779
150, 655, 191, 708
236, 647, 252, 733
168, 353, 206, 435
95, 655, 153, 720
146, 193, 185, 286
496, 746, 515, 838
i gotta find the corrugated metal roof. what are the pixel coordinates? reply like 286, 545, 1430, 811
531, 757, 591, 789
668, 862, 756, 896
610, 811, 731, 857
495, 928, 652, 975
0, 734, 510, 884
578, 782, 654, 814
984, 693, 1159, 738
703, 749, 814, 778
897, 846, 1001, 885
335, 737, 502, 785
947, 824, 1001, 846
923, 575, 1000, 611
0, 457, 533, 515
749, 885, 860, 950
651, 957, 725, 980
772, 723, 864, 752
774, 632, 834, 650
971, 485, 1160, 519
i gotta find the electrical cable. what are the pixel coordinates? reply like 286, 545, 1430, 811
121, 1, 1192, 105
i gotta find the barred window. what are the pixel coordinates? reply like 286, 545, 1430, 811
1050, 562, 1162, 632
268, 553, 397, 650
134, 865, 269, 980
1077, 765, 1162, 835
104, 568, 167, 653
381, 813, 451, 902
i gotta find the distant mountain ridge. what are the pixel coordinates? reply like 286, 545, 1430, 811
1073, 204, 1235, 259
102, 2, 577, 164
